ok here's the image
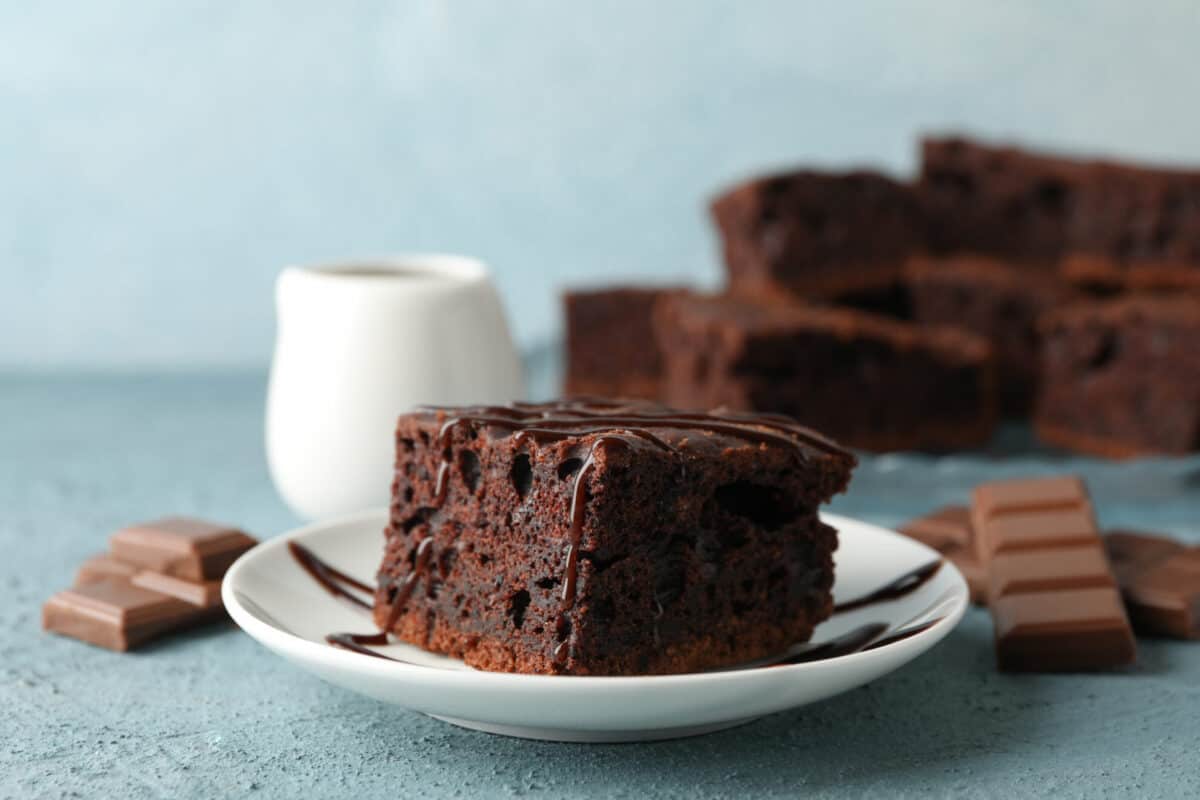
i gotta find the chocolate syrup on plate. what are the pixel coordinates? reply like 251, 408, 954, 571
771, 617, 942, 666
833, 559, 943, 614
288, 542, 372, 609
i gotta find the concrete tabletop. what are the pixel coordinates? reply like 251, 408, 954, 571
3, 372, 1198, 799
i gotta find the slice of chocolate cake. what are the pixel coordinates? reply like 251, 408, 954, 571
711, 169, 923, 299
652, 292, 997, 452
563, 287, 681, 400
375, 400, 856, 675
919, 136, 1085, 264
1035, 297, 1200, 457
907, 256, 1080, 416
1062, 158, 1200, 291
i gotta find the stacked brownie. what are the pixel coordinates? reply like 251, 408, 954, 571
652, 292, 995, 451
374, 400, 855, 675
563, 287, 682, 400
1036, 297, 1200, 457
564, 133, 1200, 456
710, 170, 924, 299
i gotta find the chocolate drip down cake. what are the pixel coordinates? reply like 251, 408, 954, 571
373, 400, 856, 675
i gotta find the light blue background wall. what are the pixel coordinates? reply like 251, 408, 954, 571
3, 0, 1199, 368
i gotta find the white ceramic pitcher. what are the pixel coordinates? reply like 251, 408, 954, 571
266, 255, 524, 520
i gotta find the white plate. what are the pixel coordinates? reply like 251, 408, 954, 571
223, 510, 967, 742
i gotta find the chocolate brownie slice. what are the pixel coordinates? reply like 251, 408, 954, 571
711, 169, 923, 299
907, 256, 1079, 415
653, 292, 997, 451
920, 135, 1085, 264
1063, 161, 1200, 291
922, 134, 1200, 290
1035, 297, 1200, 456
563, 287, 681, 400
375, 400, 856, 675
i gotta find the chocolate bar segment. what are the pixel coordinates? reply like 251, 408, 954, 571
1105, 530, 1200, 639
898, 505, 986, 605
76, 553, 138, 585
1122, 554, 1200, 639
43, 578, 219, 652
973, 475, 1135, 671
130, 571, 224, 609
987, 546, 1115, 602
972, 476, 1094, 559
1104, 529, 1184, 583
110, 517, 257, 581
991, 588, 1136, 672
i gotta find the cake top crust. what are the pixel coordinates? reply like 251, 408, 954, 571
413, 399, 857, 472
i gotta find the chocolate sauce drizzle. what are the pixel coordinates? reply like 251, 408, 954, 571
771, 617, 941, 666
288, 542, 372, 609
832, 559, 943, 615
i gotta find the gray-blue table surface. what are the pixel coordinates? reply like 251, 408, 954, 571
2, 371, 1198, 799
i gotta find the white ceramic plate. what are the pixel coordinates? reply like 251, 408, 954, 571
224, 510, 967, 742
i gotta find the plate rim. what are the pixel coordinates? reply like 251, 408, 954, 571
223, 508, 968, 689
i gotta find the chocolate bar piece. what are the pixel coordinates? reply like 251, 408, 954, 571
987, 546, 1115, 601
898, 505, 986, 604
130, 571, 224, 609
1104, 529, 1184, 583
110, 517, 257, 581
1105, 530, 1200, 639
972, 476, 1095, 559
76, 553, 138, 584
990, 589, 1137, 672
973, 476, 1135, 671
43, 578, 219, 652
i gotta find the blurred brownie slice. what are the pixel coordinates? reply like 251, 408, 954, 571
907, 256, 1080, 415
563, 287, 681, 400
919, 135, 1085, 264
922, 134, 1200, 291
375, 400, 856, 675
1063, 160, 1200, 291
652, 292, 996, 452
711, 169, 923, 299
1035, 297, 1200, 456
